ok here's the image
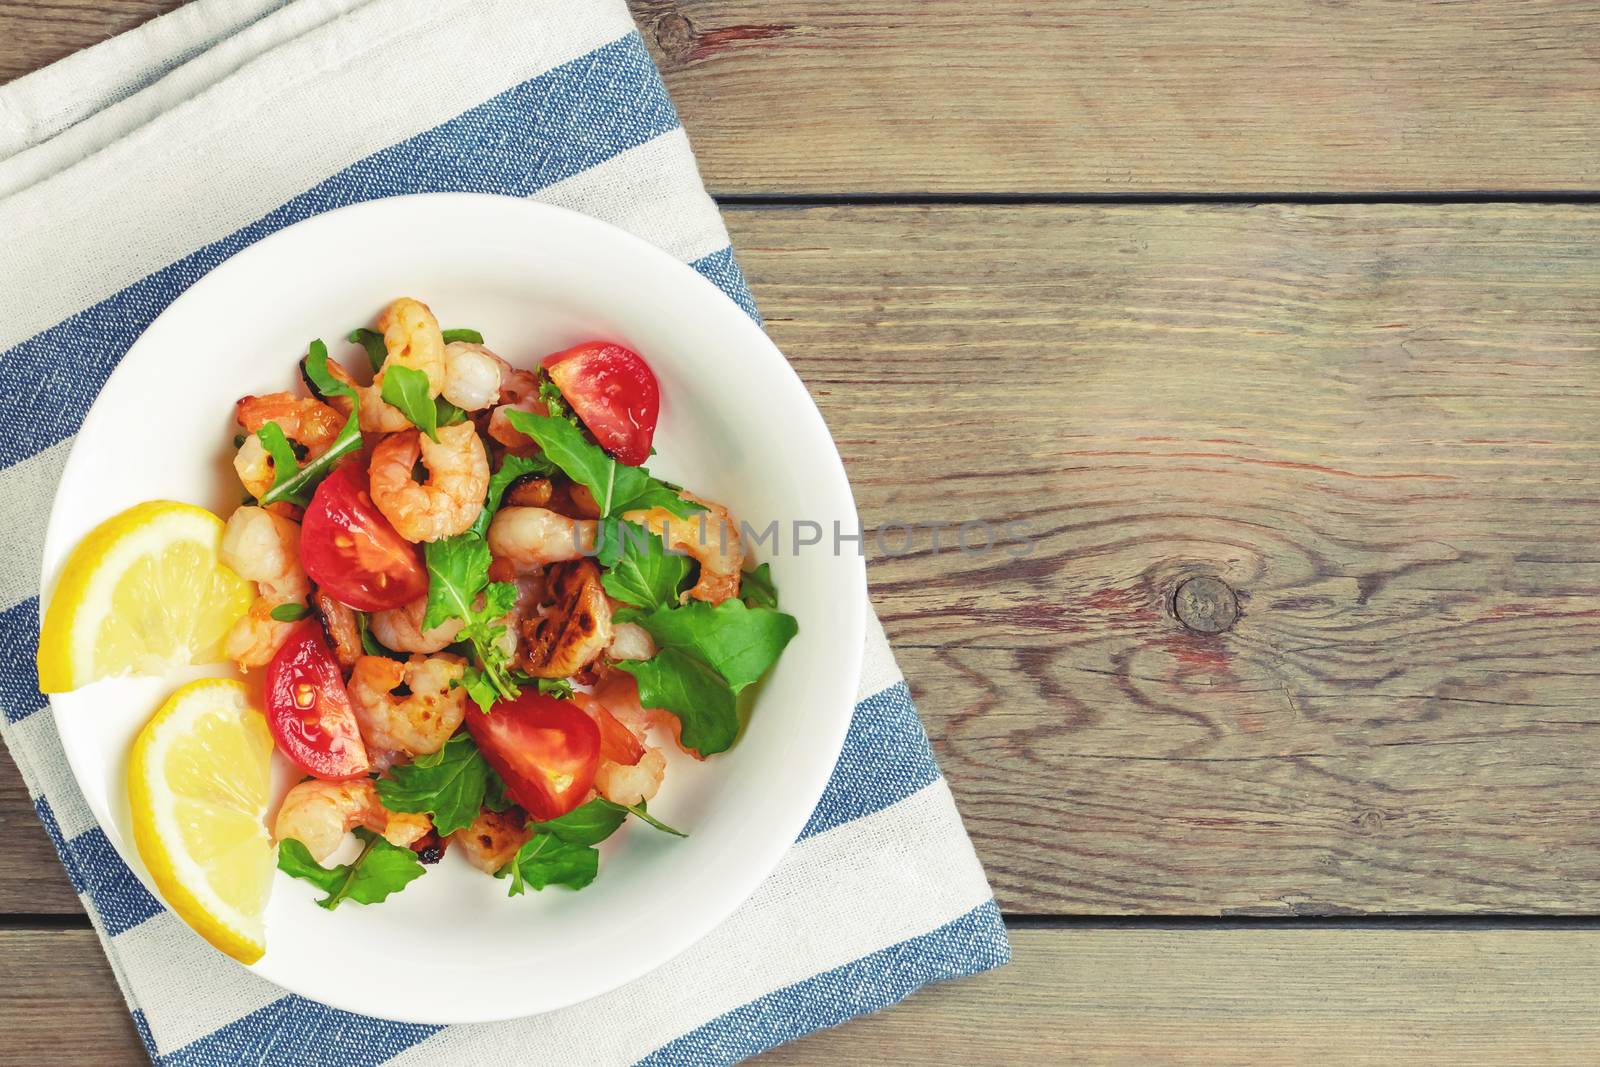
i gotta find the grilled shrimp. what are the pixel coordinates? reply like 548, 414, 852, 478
347, 654, 467, 759
368, 595, 463, 654
232, 393, 343, 498
313, 588, 362, 669
376, 297, 447, 396
220, 506, 309, 668
518, 559, 612, 679
451, 808, 531, 874
624, 493, 745, 604
368, 424, 489, 542
441, 342, 505, 411
274, 778, 431, 864
486, 506, 595, 572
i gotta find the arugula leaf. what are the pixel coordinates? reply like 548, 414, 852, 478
503, 410, 702, 519
537, 370, 580, 428
532, 796, 687, 842
380, 364, 441, 441
357, 613, 406, 661
617, 599, 798, 693
529, 798, 628, 846
496, 834, 599, 895
599, 522, 690, 611
468, 452, 555, 539
535, 677, 574, 699
260, 341, 363, 507
348, 327, 387, 372
740, 563, 779, 610
441, 328, 484, 344
483, 768, 513, 812
277, 830, 424, 910
617, 649, 737, 754
422, 534, 519, 713
374, 733, 490, 836
269, 602, 309, 622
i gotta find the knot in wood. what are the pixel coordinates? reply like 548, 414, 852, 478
1172, 576, 1239, 634
653, 12, 697, 65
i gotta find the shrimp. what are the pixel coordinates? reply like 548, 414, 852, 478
347, 654, 467, 759
595, 748, 666, 807
594, 668, 705, 761
376, 297, 447, 396
486, 369, 545, 451
322, 358, 411, 433
441, 342, 505, 411
486, 506, 595, 572
624, 493, 745, 604
313, 588, 361, 669
274, 778, 431, 864
518, 559, 612, 679
608, 621, 656, 661
368, 423, 489, 542
219, 506, 309, 669
232, 393, 343, 498
451, 808, 531, 874
368, 594, 463, 654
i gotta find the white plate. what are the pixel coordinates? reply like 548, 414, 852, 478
40, 193, 866, 1024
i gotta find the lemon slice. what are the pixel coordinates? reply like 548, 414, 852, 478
37, 501, 254, 693
129, 679, 274, 963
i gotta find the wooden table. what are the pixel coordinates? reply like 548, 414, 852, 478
5, 2, 1600, 1062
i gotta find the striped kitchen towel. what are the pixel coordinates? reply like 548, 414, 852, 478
0, 0, 1009, 1062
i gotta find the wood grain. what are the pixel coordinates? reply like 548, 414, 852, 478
0, 750, 79, 913
6, 3, 1599, 193
635, 0, 1600, 195
10, 924, 1600, 1065
720, 203, 1600, 915
0, 0, 183, 84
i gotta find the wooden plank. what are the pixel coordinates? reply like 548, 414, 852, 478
0, 0, 183, 84
637, 1, 1600, 195
720, 203, 1600, 915
2, 204, 1598, 919
0, 749, 83, 914
8, 925, 1600, 1064
6, 2, 1600, 194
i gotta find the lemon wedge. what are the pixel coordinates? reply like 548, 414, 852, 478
37, 501, 254, 693
129, 678, 274, 964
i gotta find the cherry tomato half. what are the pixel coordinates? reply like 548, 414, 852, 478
543, 342, 660, 466
264, 622, 370, 780
466, 691, 600, 821
300, 461, 427, 611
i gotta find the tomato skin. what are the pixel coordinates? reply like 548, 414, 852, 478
466, 692, 601, 821
542, 342, 660, 466
300, 461, 428, 611
264, 623, 370, 780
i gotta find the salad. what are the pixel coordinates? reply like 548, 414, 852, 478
37, 296, 795, 958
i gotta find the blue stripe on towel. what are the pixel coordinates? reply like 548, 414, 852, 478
1, 598, 45, 723
0, 32, 682, 473
799, 682, 942, 840
638, 899, 1012, 1066
35, 795, 163, 935
161, 996, 441, 1067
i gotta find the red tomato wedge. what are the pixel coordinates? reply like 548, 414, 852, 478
264, 623, 369, 780
466, 692, 601, 821
300, 461, 427, 611
542, 342, 660, 466
572, 691, 645, 767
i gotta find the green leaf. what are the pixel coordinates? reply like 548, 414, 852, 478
436, 398, 468, 428
617, 599, 798, 693
348, 327, 387, 372
423, 534, 520, 714
356, 613, 406, 661
468, 453, 555, 538
600, 522, 690, 611
537, 371, 579, 428
381, 364, 441, 441
269, 602, 309, 622
422, 534, 491, 632
528, 797, 628, 846
441, 328, 484, 344
260, 341, 362, 507
535, 677, 574, 699
740, 563, 779, 610
277, 830, 424, 910
627, 801, 687, 838
374, 733, 490, 836
496, 834, 599, 895
616, 648, 738, 754
483, 768, 513, 812
502, 410, 703, 519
